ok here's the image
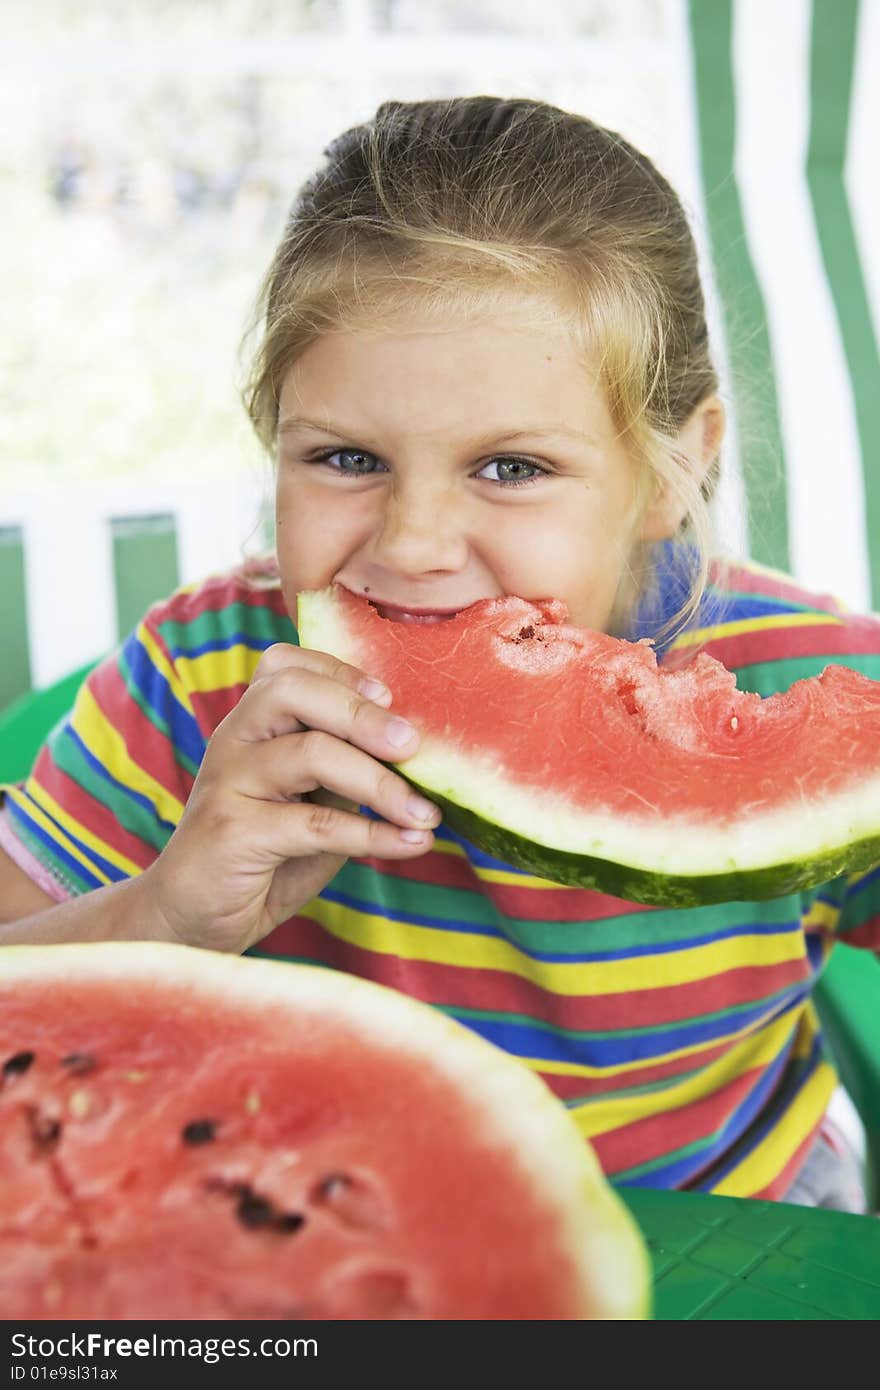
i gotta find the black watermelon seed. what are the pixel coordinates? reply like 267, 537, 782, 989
236, 1192, 274, 1229
61, 1053, 97, 1076
3, 1051, 35, 1079
182, 1119, 218, 1146
32, 1115, 62, 1150
275, 1212, 306, 1235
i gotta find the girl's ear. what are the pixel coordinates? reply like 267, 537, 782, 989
638, 395, 727, 542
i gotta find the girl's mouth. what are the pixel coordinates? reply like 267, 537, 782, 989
371, 601, 462, 624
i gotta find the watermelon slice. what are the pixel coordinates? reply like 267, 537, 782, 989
0, 942, 648, 1320
297, 585, 880, 906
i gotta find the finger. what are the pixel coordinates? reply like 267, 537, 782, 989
235, 731, 441, 829
251, 643, 392, 706
227, 666, 419, 758
252, 797, 437, 861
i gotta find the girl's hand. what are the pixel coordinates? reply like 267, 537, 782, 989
140, 643, 441, 954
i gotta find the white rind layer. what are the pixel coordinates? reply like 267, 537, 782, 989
0, 942, 650, 1320
299, 588, 880, 878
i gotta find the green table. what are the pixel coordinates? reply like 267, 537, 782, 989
620, 1187, 880, 1319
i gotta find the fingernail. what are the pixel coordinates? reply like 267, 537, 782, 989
408, 794, 437, 824
386, 716, 416, 748
399, 828, 429, 844
359, 677, 391, 703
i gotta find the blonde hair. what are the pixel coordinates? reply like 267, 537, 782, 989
242, 96, 721, 639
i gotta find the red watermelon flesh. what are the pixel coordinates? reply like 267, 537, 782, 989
0, 943, 649, 1320
296, 586, 880, 904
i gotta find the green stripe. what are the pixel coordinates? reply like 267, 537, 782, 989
335, 860, 803, 954
156, 601, 294, 657
112, 515, 180, 642
687, 0, 790, 570
117, 648, 200, 780
0, 527, 32, 712
807, 0, 880, 606
445, 986, 797, 1046
49, 733, 174, 852
6, 810, 95, 896
731, 651, 880, 694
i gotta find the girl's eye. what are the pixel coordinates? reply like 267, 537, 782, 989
478, 457, 545, 487
313, 447, 383, 476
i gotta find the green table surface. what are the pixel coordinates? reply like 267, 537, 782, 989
619, 1187, 880, 1319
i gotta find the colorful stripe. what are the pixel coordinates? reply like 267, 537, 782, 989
2, 555, 880, 1199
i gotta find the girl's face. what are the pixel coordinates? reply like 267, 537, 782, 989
275, 301, 709, 631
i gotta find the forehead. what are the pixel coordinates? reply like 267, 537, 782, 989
279, 301, 611, 437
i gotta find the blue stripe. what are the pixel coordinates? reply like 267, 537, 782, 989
322, 883, 802, 962
63, 725, 178, 839
451, 989, 808, 1067
163, 632, 278, 662
615, 1036, 796, 1190
122, 634, 205, 769
690, 1034, 824, 1193
7, 796, 123, 889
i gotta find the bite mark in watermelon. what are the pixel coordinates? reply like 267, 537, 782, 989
0, 943, 648, 1320
296, 586, 880, 906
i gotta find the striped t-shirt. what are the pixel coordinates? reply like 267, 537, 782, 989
3, 548, 880, 1200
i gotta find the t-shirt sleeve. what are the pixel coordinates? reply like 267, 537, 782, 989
0, 569, 294, 904
0, 612, 207, 901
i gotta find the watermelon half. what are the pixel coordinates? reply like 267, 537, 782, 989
0, 942, 648, 1320
297, 585, 880, 906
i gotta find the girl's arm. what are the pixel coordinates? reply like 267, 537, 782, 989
0, 847, 171, 945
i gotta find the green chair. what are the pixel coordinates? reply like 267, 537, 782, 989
1, 662, 879, 1208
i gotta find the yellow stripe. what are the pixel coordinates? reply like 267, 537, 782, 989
566, 1007, 809, 1138
670, 610, 842, 651
801, 898, 840, 934
173, 645, 263, 695
432, 835, 572, 890
520, 998, 791, 1081
306, 900, 805, 993
20, 782, 143, 879
70, 686, 186, 827
137, 624, 197, 719
5, 786, 115, 884
712, 1060, 837, 1197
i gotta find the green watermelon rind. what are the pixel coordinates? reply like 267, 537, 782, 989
410, 778, 880, 907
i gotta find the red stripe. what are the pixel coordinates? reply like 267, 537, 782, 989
711, 561, 846, 614
540, 1035, 736, 1100
751, 1120, 823, 1201
590, 1064, 767, 1174
88, 646, 197, 800
148, 570, 287, 628
839, 919, 880, 951
29, 755, 157, 870
257, 915, 810, 1030
362, 852, 655, 921
695, 615, 880, 671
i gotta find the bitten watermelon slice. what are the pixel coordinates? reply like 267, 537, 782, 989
0, 942, 648, 1320
297, 585, 880, 906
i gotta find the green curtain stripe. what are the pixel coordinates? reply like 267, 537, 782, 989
111, 514, 180, 643
808, 0, 880, 607
0, 528, 32, 713
687, 0, 790, 571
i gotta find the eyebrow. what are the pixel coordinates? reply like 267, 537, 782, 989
278, 417, 593, 447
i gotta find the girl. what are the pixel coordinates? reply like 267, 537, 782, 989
1, 97, 876, 1211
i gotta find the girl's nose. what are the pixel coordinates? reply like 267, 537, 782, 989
369, 481, 470, 576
